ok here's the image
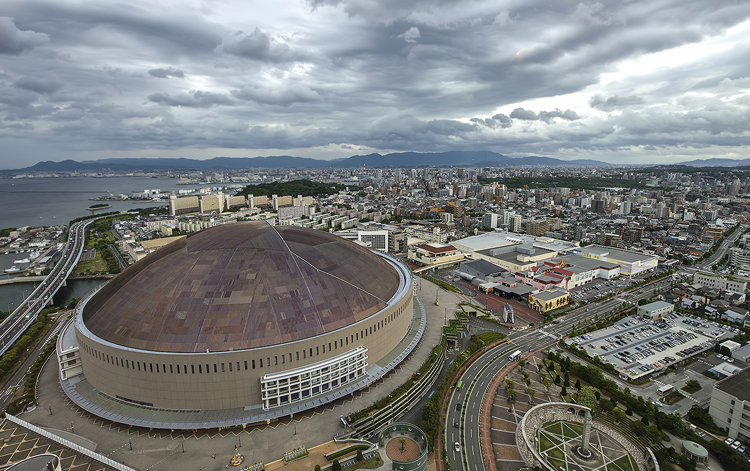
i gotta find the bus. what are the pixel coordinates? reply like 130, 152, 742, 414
656, 384, 674, 396
509, 350, 522, 362
456, 380, 463, 391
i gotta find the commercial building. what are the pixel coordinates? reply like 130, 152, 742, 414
451, 231, 578, 274
458, 259, 505, 282
529, 289, 570, 312
709, 366, 750, 440
693, 272, 747, 294
62, 222, 415, 423
578, 245, 658, 278
637, 301, 674, 320
408, 243, 463, 267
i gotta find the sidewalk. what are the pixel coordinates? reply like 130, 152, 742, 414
20, 281, 451, 471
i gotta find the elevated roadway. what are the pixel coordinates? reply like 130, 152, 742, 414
0, 219, 93, 356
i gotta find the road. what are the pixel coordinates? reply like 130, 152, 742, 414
0, 314, 70, 410
446, 273, 681, 471
0, 219, 92, 356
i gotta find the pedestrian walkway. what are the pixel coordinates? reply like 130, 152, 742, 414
21, 280, 451, 471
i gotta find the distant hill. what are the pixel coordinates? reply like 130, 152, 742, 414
674, 157, 750, 167
6, 151, 612, 172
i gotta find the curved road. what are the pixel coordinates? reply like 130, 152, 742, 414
0, 219, 93, 356
448, 274, 683, 471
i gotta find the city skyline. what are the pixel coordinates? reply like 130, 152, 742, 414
1, 0, 749, 169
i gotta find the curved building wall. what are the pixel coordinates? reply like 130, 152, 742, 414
74, 255, 413, 411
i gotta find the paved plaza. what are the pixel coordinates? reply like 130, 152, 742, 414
16, 279, 465, 471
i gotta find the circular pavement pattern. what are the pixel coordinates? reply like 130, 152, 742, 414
385, 437, 420, 461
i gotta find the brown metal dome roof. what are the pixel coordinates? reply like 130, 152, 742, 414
82, 221, 401, 353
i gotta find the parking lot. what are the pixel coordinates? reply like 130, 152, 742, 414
571, 312, 734, 381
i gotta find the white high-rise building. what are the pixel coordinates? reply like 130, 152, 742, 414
509, 215, 522, 233
482, 213, 499, 229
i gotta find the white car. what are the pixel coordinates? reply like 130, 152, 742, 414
732, 440, 741, 449
454, 442, 461, 452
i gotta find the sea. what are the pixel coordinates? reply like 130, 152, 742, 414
0, 175, 194, 312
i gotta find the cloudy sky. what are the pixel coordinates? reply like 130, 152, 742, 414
1, 0, 749, 169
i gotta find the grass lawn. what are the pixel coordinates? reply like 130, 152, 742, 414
346, 453, 383, 471
546, 446, 566, 462
538, 430, 563, 453
73, 253, 108, 274
682, 383, 702, 394
662, 390, 685, 405
606, 454, 636, 471
560, 422, 583, 440
546, 456, 566, 470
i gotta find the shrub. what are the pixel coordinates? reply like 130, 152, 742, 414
332, 460, 341, 471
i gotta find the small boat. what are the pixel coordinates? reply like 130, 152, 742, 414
4, 266, 20, 273
14, 258, 30, 264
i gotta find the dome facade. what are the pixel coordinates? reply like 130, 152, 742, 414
73, 221, 414, 413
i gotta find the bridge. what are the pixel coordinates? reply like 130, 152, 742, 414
0, 219, 94, 356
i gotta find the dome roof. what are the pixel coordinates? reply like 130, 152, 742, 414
82, 221, 401, 353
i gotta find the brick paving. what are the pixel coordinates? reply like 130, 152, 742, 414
385, 437, 419, 461
481, 352, 565, 471
458, 280, 543, 326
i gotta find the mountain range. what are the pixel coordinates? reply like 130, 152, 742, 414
8, 151, 609, 172
7, 152, 750, 172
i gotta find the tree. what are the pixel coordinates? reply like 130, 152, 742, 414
525, 378, 531, 387
612, 407, 626, 424
625, 405, 633, 416
629, 420, 646, 436
563, 371, 570, 388
332, 460, 341, 471
577, 386, 599, 414
357, 450, 364, 462
527, 389, 536, 405
575, 379, 581, 390
641, 414, 650, 426
561, 386, 567, 397
508, 389, 518, 402
505, 379, 514, 390
399, 438, 406, 452
554, 375, 561, 385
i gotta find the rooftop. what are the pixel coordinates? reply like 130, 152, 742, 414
578, 245, 659, 264
82, 221, 402, 353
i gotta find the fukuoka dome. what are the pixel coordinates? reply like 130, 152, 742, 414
57, 221, 421, 429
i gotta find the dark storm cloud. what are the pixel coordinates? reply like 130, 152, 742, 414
148, 91, 235, 108
148, 67, 185, 79
0, 17, 48, 54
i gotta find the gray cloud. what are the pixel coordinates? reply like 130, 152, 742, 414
230, 85, 321, 106
148, 91, 235, 108
590, 94, 645, 110
0, 17, 48, 55
148, 67, 185, 78
15, 77, 62, 94
216, 29, 309, 63
397, 26, 420, 43
0, 0, 749, 167
510, 108, 580, 123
